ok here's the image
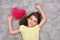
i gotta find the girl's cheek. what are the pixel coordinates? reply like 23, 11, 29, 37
29, 20, 31, 22
28, 19, 31, 21
29, 20, 31, 23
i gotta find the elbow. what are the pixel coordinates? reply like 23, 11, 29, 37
9, 31, 14, 34
9, 31, 15, 34
42, 16, 47, 22
44, 15, 47, 19
42, 15, 47, 19
42, 16, 47, 20
44, 15, 47, 20
44, 17, 47, 21
44, 16, 47, 22
9, 31, 13, 34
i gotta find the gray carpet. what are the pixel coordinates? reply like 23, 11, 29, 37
0, 0, 60, 40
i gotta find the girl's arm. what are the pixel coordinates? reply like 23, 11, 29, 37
35, 3, 47, 28
7, 15, 20, 34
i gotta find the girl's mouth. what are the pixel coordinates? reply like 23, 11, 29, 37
30, 23, 33, 25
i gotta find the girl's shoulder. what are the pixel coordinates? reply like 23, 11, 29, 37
35, 25, 40, 30
19, 25, 27, 28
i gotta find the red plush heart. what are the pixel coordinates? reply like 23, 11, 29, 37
12, 7, 26, 20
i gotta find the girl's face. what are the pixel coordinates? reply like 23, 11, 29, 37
27, 15, 38, 27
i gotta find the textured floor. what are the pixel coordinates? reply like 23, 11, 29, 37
0, 0, 60, 40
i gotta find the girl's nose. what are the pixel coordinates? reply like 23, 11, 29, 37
31, 21, 33, 23
31, 21, 33, 24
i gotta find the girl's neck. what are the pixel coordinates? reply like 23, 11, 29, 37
27, 24, 37, 27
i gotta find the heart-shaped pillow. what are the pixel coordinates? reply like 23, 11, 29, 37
12, 7, 26, 20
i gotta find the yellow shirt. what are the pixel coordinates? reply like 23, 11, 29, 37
19, 25, 40, 40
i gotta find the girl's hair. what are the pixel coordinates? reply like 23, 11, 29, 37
19, 11, 42, 26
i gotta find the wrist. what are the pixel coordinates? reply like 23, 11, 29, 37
8, 21, 12, 23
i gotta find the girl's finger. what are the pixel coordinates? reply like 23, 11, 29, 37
7, 14, 11, 17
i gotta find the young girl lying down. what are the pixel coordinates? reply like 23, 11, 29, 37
7, 3, 47, 40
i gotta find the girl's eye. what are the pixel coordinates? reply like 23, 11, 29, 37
30, 18, 32, 20
34, 20, 36, 22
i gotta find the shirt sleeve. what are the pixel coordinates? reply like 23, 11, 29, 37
36, 25, 40, 30
19, 25, 24, 32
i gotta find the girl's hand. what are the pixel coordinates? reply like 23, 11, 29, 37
35, 3, 41, 10
7, 14, 13, 22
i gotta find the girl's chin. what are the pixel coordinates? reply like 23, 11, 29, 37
29, 25, 34, 27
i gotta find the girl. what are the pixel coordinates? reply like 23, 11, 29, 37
7, 3, 47, 40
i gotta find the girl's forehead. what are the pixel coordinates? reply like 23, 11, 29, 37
30, 15, 37, 21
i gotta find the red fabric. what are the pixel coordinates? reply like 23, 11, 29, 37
12, 7, 26, 20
